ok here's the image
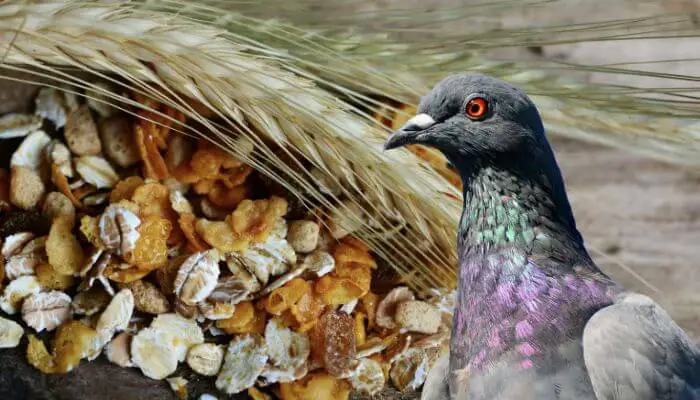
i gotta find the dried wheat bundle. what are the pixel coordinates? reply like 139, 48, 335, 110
0, 0, 462, 293
143, 0, 700, 166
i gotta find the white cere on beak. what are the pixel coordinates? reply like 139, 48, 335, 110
401, 113, 436, 130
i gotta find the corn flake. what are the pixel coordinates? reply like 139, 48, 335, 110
195, 219, 247, 253
110, 176, 144, 203
135, 123, 169, 180
279, 372, 350, 400
216, 301, 257, 335
125, 216, 171, 270
179, 213, 209, 251
208, 183, 251, 209
230, 196, 288, 244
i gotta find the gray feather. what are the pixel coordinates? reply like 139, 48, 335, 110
422, 354, 450, 400
583, 292, 700, 400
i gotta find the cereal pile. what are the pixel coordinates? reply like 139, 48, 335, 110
0, 86, 452, 399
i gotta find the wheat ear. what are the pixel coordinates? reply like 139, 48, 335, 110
0, 0, 464, 291
141, 1, 700, 166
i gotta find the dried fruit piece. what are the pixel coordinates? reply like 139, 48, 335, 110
131, 327, 179, 380
230, 196, 288, 244
394, 301, 442, 334
96, 288, 134, 344
122, 279, 170, 314
278, 372, 351, 400
349, 358, 385, 395
106, 331, 133, 367
46, 216, 84, 275
151, 313, 205, 361
109, 176, 144, 203
10, 166, 46, 210
375, 286, 415, 329
186, 343, 224, 376
0, 113, 42, 139
99, 204, 141, 256
72, 286, 111, 316
65, 105, 102, 156
0, 316, 24, 348
390, 348, 429, 391
173, 249, 220, 305
0, 275, 42, 314
75, 156, 119, 189
303, 251, 335, 277
216, 333, 268, 395
125, 216, 171, 270
313, 310, 356, 377
287, 221, 319, 253
21, 291, 72, 332
42, 192, 75, 222
99, 115, 140, 167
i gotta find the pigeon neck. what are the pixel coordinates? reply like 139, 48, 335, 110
455, 160, 588, 261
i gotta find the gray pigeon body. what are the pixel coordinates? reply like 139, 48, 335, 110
384, 74, 700, 400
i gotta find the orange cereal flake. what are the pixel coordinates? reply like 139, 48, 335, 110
124, 216, 171, 270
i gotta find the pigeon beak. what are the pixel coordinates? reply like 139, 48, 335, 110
384, 113, 436, 150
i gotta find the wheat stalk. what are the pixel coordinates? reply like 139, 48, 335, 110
0, 0, 463, 292
140, 0, 700, 166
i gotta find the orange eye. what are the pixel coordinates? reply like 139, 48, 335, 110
465, 97, 488, 120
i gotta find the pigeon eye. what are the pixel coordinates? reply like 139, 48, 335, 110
465, 97, 489, 120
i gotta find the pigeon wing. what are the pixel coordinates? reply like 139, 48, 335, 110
583, 292, 700, 400
421, 353, 451, 400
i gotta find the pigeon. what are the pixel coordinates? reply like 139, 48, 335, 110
384, 74, 700, 400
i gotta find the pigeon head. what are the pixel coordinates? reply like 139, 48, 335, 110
385, 74, 583, 245
384, 73, 548, 172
